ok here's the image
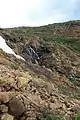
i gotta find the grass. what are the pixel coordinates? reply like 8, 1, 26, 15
41, 114, 62, 120
75, 114, 80, 120
1, 20, 80, 52
43, 37, 80, 52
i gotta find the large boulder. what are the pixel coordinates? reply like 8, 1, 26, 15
8, 97, 25, 117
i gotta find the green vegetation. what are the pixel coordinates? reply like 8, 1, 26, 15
41, 113, 80, 120
75, 114, 80, 120
41, 114, 62, 120
68, 74, 80, 86
42, 37, 80, 52
1, 20, 80, 52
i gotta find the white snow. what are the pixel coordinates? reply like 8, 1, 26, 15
0, 36, 25, 61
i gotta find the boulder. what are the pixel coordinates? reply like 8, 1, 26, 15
8, 97, 25, 117
1, 113, 14, 120
0, 104, 8, 113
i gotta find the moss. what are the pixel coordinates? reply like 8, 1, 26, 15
41, 115, 62, 120
75, 114, 80, 120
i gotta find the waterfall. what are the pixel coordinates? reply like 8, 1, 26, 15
27, 45, 40, 62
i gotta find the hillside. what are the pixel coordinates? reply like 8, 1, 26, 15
0, 20, 80, 120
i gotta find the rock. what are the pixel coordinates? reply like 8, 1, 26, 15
0, 92, 15, 103
20, 116, 26, 120
75, 69, 80, 78
1, 113, 14, 120
17, 71, 32, 88
0, 104, 8, 113
8, 97, 25, 117
62, 104, 67, 111
72, 61, 79, 66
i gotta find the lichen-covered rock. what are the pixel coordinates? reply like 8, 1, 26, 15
0, 104, 8, 113
17, 71, 32, 88
1, 113, 14, 120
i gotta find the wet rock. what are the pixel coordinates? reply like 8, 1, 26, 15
8, 97, 25, 117
1, 113, 14, 120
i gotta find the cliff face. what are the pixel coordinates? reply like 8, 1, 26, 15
0, 20, 80, 120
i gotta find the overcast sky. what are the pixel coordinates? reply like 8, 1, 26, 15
0, 0, 80, 28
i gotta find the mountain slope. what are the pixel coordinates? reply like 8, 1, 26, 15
0, 20, 80, 120
0, 20, 80, 87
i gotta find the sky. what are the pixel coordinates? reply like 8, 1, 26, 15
0, 36, 25, 61
0, 0, 80, 28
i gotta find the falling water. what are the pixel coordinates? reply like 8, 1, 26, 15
27, 45, 40, 62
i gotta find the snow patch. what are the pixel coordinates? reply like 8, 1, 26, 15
0, 36, 25, 61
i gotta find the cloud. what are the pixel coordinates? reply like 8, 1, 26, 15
0, 0, 80, 28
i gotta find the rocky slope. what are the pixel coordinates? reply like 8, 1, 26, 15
0, 20, 80, 120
